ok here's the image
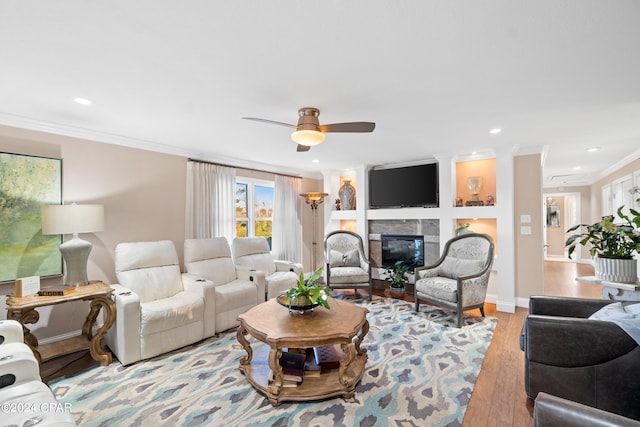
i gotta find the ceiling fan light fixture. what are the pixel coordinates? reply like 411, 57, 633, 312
291, 129, 325, 146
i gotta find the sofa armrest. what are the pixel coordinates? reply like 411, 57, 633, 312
106, 284, 142, 366
0, 343, 41, 387
182, 273, 216, 338
237, 269, 267, 301
274, 260, 301, 274
524, 315, 637, 367
0, 320, 24, 344
534, 392, 640, 427
529, 295, 611, 318
415, 265, 439, 280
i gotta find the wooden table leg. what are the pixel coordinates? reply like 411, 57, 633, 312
236, 326, 253, 365
83, 295, 116, 366
266, 347, 283, 406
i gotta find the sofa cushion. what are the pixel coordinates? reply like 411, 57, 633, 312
415, 276, 458, 303
329, 266, 368, 284
140, 291, 204, 335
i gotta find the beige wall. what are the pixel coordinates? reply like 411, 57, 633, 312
514, 154, 544, 299
0, 125, 322, 340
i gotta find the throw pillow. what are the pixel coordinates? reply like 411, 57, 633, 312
439, 257, 483, 279
329, 249, 360, 267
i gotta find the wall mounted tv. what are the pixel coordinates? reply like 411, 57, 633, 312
369, 162, 439, 208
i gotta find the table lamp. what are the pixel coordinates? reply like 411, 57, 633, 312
41, 203, 104, 286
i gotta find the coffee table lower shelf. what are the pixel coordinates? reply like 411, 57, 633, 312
239, 344, 366, 406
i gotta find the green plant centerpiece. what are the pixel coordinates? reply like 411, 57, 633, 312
565, 206, 640, 283
278, 268, 331, 313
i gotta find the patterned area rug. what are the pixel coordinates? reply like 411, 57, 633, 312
50, 296, 497, 427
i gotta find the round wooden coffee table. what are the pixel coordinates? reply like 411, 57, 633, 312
236, 297, 369, 406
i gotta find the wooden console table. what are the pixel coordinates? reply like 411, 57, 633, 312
6, 281, 116, 366
576, 276, 640, 301
236, 297, 369, 406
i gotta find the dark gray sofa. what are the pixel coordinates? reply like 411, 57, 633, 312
534, 393, 640, 427
521, 296, 640, 421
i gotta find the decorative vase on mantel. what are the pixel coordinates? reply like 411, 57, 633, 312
595, 256, 638, 284
339, 180, 356, 210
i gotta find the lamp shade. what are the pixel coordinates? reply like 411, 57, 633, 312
41, 204, 104, 235
291, 130, 326, 146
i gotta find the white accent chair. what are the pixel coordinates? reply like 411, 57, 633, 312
324, 230, 372, 300
414, 233, 494, 327
184, 237, 265, 333
0, 320, 77, 426
232, 237, 303, 300
106, 240, 215, 365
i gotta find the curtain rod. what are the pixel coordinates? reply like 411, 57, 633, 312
187, 158, 302, 179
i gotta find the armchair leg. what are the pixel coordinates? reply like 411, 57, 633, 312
457, 311, 463, 328
479, 306, 485, 318
415, 299, 420, 312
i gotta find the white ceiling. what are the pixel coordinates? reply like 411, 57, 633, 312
1, 1, 639, 184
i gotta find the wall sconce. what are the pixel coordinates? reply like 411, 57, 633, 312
41, 203, 104, 286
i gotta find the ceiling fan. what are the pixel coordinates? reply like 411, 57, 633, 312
243, 107, 375, 152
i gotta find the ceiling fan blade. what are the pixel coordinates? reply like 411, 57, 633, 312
318, 122, 376, 133
242, 117, 297, 128
296, 144, 311, 152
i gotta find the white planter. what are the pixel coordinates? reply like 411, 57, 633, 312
595, 257, 638, 284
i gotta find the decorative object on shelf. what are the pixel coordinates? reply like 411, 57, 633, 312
280, 268, 331, 313
455, 196, 463, 207
565, 206, 640, 283
385, 260, 409, 299
40, 203, 105, 286
339, 180, 356, 210
335, 198, 342, 210
485, 195, 495, 206
300, 192, 329, 271
455, 223, 472, 236
466, 176, 483, 202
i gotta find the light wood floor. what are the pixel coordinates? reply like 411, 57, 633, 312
42, 261, 598, 426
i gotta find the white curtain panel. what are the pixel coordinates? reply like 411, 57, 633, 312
272, 174, 302, 263
185, 161, 236, 241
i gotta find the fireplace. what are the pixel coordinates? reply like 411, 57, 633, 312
381, 234, 425, 271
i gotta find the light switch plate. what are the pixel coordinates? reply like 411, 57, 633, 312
520, 214, 531, 223
520, 226, 532, 235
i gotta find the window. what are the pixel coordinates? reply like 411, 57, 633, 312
236, 178, 274, 247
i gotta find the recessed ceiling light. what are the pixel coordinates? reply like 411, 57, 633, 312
74, 97, 92, 105
312, 159, 319, 164
586, 147, 600, 152
489, 128, 502, 134
572, 166, 582, 170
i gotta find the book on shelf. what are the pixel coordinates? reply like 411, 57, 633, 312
37, 285, 75, 296
313, 344, 344, 370
279, 351, 306, 382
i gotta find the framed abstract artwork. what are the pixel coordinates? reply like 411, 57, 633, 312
0, 152, 63, 282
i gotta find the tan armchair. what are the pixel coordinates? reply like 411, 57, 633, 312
414, 233, 494, 327
232, 237, 303, 300
184, 237, 265, 333
324, 230, 372, 300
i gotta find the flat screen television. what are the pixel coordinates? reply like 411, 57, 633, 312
381, 234, 425, 270
369, 162, 439, 208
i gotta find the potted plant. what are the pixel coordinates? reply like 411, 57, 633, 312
385, 260, 410, 298
565, 206, 640, 283
279, 268, 331, 312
